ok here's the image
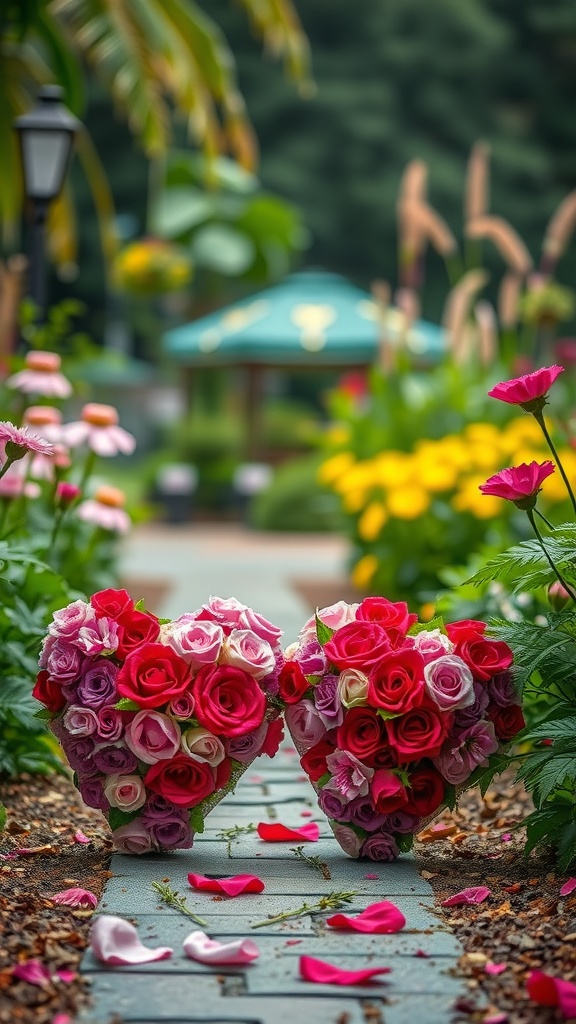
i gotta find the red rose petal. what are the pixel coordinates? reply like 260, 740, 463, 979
300, 810, 313, 817
560, 877, 576, 897
74, 830, 91, 844
527, 970, 576, 1019
256, 822, 320, 842
326, 901, 406, 934
187, 873, 265, 896
299, 955, 391, 986
285, 939, 302, 946
441, 886, 491, 907
414, 949, 430, 958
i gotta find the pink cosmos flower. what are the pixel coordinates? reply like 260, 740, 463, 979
76, 486, 131, 534
325, 748, 374, 799
50, 887, 98, 909
479, 461, 555, 507
6, 351, 72, 398
488, 365, 564, 410
63, 403, 136, 456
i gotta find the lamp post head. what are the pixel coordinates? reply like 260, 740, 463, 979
15, 85, 80, 204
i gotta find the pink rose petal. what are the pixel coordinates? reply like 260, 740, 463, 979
183, 930, 259, 965
299, 954, 391, 986
483, 1014, 508, 1024
187, 873, 265, 896
501, 834, 512, 843
249, 775, 264, 783
300, 810, 313, 817
55, 969, 76, 983
12, 960, 51, 986
485, 962, 507, 975
326, 901, 406, 934
285, 939, 302, 946
52, 1015, 73, 1024
257, 822, 320, 842
51, 887, 98, 909
441, 886, 491, 907
364, 874, 379, 880
560, 877, 576, 897
527, 970, 576, 1019
74, 830, 91, 844
90, 915, 173, 965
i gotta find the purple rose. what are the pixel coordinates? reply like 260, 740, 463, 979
78, 659, 119, 709
487, 672, 521, 707
142, 793, 180, 819
318, 780, 353, 822
453, 681, 490, 729
96, 706, 124, 742
379, 810, 421, 834
314, 675, 344, 729
285, 700, 326, 747
48, 599, 95, 640
360, 830, 400, 862
43, 638, 84, 682
92, 744, 139, 775
424, 654, 475, 711
434, 720, 499, 785
348, 795, 388, 832
63, 705, 99, 736
225, 722, 267, 764
146, 812, 193, 850
60, 733, 96, 772
77, 772, 110, 812
332, 823, 362, 858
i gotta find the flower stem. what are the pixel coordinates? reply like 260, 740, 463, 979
0, 457, 15, 482
79, 449, 97, 492
526, 509, 576, 602
533, 410, 576, 515
151, 881, 207, 926
250, 890, 357, 929
534, 508, 555, 530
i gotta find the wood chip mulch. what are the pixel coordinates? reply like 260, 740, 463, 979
0, 768, 574, 1024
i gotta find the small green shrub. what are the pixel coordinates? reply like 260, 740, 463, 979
250, 453, 343, 532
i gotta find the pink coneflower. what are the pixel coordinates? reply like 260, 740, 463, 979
23, 407, 65, 480
77, 485, 131, 534
6, 351, 72, 398
63, 404, 136, 457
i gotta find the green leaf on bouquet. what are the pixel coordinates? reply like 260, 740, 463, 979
315, 612, 335, 647
444, 784, 457, 811
189, 804, 205, 835
33, 708, 53, 721
134, 598, 147, 611
305, 674, 321, 686
408, 616, 446, 636
108, 807, 141, 832
316, 772, 331, 788
114, 698, 140, 711
461, 751, 510, 797
376, 707, 401, 721
396, 833, 414, 853
0, 803, 6, 832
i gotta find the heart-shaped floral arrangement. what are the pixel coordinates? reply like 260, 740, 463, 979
34, 590, 284, 853
282, 597, 523, 862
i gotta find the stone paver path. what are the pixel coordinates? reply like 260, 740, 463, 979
78, 525, 469, 1022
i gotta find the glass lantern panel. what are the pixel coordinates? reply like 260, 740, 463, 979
21, 129, 70, 201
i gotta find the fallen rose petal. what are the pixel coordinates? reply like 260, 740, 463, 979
12, 960, 51, 986
13, 845, 53, 856
74, 830, 90, 844
187, 873, 265, 896
300, 810, 313, 817
364, 874, 379, 880
183, 930, 259, 965
299, 954, 391, 986
51, 887, 98, 909
90, 915, 172, 965
414, 949, 430, 958
257, 822, 320, 842
285, 939, 302, 946
485, 962, 507, 975
526, 970, 576, 1019
326, 901, 406, 934
55, 969, 76, 983
52, 1015, 72, 1024
249, 775, 264, 783
441, 886, 491, 907
560, 878, 576, 897
501, 834, 512, 843
483, 1014, 508, 1024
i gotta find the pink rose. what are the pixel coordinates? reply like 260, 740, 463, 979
41, 637, 84, 681
413, 628, 454, 664
181, 727, 226, 766
111, 817, 155, 854
96, 706, 124, 742
192, 665, 266, 737
196, 596, 248, 633
125, 710, 181, 764
332, 824, 362, 858
238, 607, 282, 646
285, 700, 326, 747
167, 692, 196, 719
74, 617, 119, 656
424, 655, 475, 711
166, 616, 224, 667
104, 773, 147, 812
48, 599, 95, 640
325, 748, 374, 799
63, 705, 99, 736
220, 629, 276, 680
300, 601, 359, 640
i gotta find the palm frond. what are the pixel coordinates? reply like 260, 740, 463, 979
236, 0, 311, 85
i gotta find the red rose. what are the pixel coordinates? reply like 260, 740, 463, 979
368, 648, 425, 714
364, 744, 398, 770
371, 769, 408, 813
145, 754, 215, 807
488, 703, 525, 741
324, 621, 391, 671
300, 736, 336, 781
192, 665, 266, 737
117, 643, 192, 709
357, 596, 418, 633
115, 609, 160, 660
404, 766, 445, 816
456, 637, 513, 682
215, 757, 232, 790
278, 661, 310, 704
262, 718, 284, 757
337, 707, 386, 760
385, 703, 451, 762
446, 619, 486, 643
91, 588, 133, 620
32, 670, 66, 713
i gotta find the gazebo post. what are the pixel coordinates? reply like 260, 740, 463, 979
245, 363, 262, 460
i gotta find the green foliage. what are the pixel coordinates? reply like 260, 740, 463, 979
189, 804, 205, 835
250, 453, 342, 532
315, 614, 335, 647
467, 526, 576, 593
0, 803, 6, 832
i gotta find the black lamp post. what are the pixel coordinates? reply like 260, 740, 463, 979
15, 85, 79, 321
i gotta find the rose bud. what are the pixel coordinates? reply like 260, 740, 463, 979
56, 481, 81, 508
548, 580, 571, 611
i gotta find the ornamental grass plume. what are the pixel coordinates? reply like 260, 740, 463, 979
405, 201, 458, 258
6, 351, 72, 398
466, 216, 533, 276
541, 189, 576, 270
464, 141, 491, 223
442, 269, 488, 359
498, 272, 522, 328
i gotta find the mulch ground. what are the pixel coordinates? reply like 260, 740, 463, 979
0, 769, 573, 1024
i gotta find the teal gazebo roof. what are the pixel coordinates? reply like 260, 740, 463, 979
163, 271, 445, 366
